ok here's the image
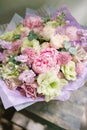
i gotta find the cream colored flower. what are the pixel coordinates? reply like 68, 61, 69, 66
50, 34, 69, 49
37, 70, 68, 101
61, 61, 76, 81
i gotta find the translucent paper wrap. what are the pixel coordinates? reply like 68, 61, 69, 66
0, 6, 87, 111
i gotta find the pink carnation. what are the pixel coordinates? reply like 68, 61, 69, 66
11, 40, 22, 52
21, 83, 37, 99
22, 16, 43, 29
76, 62, 84, 75
32, 48, 60, 74
57, 52, 71, 65
22, 47, 36, 65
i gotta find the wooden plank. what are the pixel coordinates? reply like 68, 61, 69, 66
25, 85, 87, 130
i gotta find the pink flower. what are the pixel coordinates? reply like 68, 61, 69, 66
11, 40, 22, 52
19, 70, 36, 84
22, 16, 43, 29
76, 62, 84, 75
65, 26, 79, 40
21, 83, 37, 99
57, 52, 71, 65
0, 52, 4, 61
32, 48, 60, 74
15, 55, 28, 63
22, 47, 36, 65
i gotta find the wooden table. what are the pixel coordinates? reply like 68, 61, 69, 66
20, 84, 87, 130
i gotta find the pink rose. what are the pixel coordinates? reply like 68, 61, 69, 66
57, 52, 71, 65
32, 48, 60, 74
65, 26, 78, 40
22, 16, 43, 29
76, 62, 84, 75
22, 47, 36, 65
21, 83, 37, 99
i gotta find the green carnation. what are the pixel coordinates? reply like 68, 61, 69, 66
37, 70, 68, 101
61, 61, 76, 81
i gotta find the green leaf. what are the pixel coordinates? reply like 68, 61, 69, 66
13, 34, 21, 40
64, 41, 71, 50
9, 55, 21, 65
69, 47, 77, 55
44, 16, 50, 24
28, 30, 38, 41
0, 64, 2, 67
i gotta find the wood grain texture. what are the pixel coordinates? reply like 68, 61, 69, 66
26, 85, 87, 130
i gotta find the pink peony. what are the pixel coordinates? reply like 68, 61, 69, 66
32, 48, 60, 74
22, 47, 36, 65
57, 52, 71, 65
22, 16, 43, 29
76, 62, 84, 75
21, 83, 37, 99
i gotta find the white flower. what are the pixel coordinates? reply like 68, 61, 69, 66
50, 34, 69, 49
40, 21, 55, 40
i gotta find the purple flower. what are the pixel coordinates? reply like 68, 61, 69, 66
19, 70, 36, 84
15, 55, 28, 63
0, 40, 12, 50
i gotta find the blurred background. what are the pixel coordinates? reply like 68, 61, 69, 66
0, 0, 87, 26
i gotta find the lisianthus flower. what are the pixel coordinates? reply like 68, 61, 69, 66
0, 52, 4, 61
15, 55, 28, 63
37, 70, 68, 101
32, 48, 60, 74
5, 78, 22, 90
65, 26, 79, 40
21, 82, 37, 99
22, 47, 36, 65
61, 61, 76, 81
19, 70, 36, 84
21, 38, 40, 53
57, 52, 72, 65
22, 16, 43, 29
50, 34, 69, 49
75, 45, 87, 61
76, 62, 84, 75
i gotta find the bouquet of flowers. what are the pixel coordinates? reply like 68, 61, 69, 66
0, 6, 87, 110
